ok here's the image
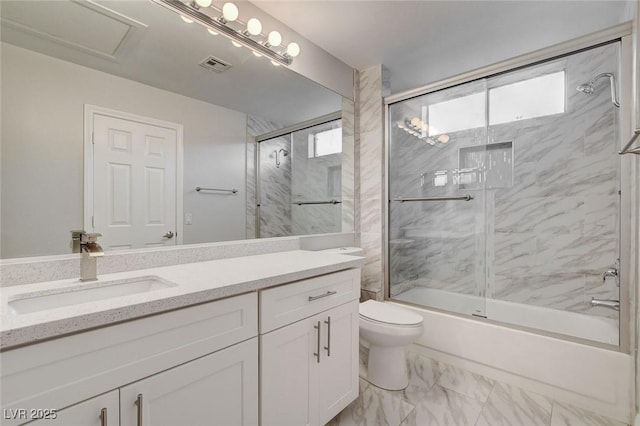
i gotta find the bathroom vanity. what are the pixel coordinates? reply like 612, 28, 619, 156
0, 250, 363, 426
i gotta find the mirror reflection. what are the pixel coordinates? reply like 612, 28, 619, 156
0, 0, 354, 259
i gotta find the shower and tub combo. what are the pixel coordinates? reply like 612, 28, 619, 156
386, 40, 631, 349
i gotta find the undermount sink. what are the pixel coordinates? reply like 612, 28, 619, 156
8, 276, 178, 315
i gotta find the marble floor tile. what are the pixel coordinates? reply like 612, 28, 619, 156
475, 382, 553, 426
550, 402, 628, 426
437, 362, 494, 402
328, 378, 415, 426
404, 352, 440, 393
402, 384, 485, 426
359, 344, 369, 381
339, 350, 628, 426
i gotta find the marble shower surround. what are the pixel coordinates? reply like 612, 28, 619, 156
247, 115, 291, 238
387, 43, 621, 319
358, 65, 390, 300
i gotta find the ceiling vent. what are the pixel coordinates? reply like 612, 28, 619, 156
199, 56, 232, 73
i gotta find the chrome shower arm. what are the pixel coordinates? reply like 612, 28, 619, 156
591, 72, 620, 108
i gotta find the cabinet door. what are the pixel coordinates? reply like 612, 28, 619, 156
120, 338, 258, 426
260, 316, 320, 426
317, 300, 359, 425
25, 390, 118, 426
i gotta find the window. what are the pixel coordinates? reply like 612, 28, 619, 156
428, 92, 485, 136
489, 71, 565, 125
308, 127, 342, 158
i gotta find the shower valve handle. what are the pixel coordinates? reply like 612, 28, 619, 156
602, 268, 618, 284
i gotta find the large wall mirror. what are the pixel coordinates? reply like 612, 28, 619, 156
0, 0, 355, 259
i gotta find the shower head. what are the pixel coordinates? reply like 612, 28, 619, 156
576, 82, 594, 95
575, 72, 619, 107
274, 148, 289, 168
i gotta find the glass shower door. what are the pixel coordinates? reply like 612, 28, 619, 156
388, 79, 488, 317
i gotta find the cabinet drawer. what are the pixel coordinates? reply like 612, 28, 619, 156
260, 268, 360, 333
0, 292, 257, 426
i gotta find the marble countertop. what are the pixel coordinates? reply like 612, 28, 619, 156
0, 250, 365, 350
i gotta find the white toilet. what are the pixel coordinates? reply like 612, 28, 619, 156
320, 247, 424, 390
359, 300, 423, 390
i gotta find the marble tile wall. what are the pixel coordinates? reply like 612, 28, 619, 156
247, 115, 294, 238
358, 65, 390, 300
342, 98, 356, 233
388, 43, 621, 319
258, 136, 293, 237
247, 115, 284, 238
291, 122, 343, 235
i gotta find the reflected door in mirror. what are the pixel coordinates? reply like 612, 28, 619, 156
90, 110, 181, 250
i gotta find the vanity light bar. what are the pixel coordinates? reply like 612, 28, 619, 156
152, 0, 293, 66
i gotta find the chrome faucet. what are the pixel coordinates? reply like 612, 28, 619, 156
79, 232, 103, 282
602, 267, 618, 286
590, 297, 620, 311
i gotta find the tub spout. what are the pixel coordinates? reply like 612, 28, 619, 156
590, 297, 619, 311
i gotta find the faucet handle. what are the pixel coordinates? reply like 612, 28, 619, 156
81, 232, 102, 243
602, 267, 618, 283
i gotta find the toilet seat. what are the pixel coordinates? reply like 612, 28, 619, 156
359, 300, 423, 327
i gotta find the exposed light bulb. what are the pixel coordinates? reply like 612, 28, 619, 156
207, 28, 219, 36
268, 31, 282, 47
270, 60, 280, 67
410, 117, 421, 127
437, 134, 450, 144
247, 18, 262, 36
286, 42, 300, 57
180, 15, 194, 23
231, 40, 242, 48
253, 51, 263, 57
222, 2, 239, 22
195, 0, 212, 7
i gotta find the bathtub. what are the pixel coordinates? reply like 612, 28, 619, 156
389, 287, 631, 423
393, 286, 619, 346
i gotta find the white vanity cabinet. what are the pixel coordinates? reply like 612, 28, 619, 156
0, 293, 258, 426
120, 338, 258, 426
260, 269, 360, 426
1, 263, 363, 426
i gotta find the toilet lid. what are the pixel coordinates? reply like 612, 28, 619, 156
359, 300, 423, 326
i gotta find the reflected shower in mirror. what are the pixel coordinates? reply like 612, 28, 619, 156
0, 0, 354, 259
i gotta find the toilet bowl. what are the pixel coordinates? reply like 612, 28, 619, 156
359, 300, 423, 390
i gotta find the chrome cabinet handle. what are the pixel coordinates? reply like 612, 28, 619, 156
308, 290, 337, 302
162, 231, 174, 239
135, 394, 143, 426
324, 316, 331, 357
100, 408, 107, 426
313, 321, 321, 363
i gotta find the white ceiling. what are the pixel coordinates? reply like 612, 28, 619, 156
0, 0, 342, 127
254, 0, 633, 94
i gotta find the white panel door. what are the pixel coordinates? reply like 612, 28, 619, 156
92, 113, 177, 250
120, 338, 258, 426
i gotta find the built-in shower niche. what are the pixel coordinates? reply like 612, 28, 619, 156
458, 141, 513, 190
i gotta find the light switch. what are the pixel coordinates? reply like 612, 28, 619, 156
185, 213, 193, 225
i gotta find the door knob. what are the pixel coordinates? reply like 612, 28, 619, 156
162, 231, 175, 239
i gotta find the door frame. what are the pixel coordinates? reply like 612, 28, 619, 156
83, 104, 184, 246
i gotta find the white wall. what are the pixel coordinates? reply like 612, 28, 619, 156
236, 1, 354, 100
1, 43, 247, 259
